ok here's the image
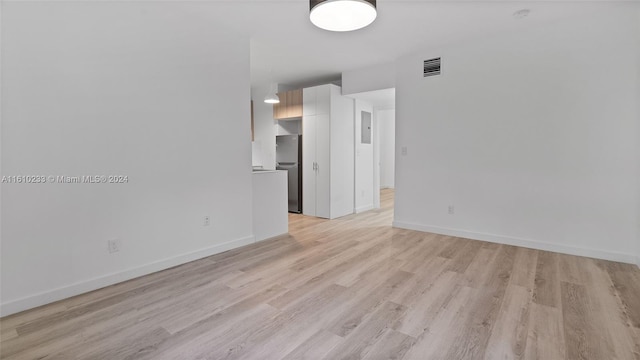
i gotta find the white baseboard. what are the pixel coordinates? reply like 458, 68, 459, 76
255, 232, 288, 243
355, 205, 375, 213
0, 235, 255, 317
380, 185, 395, 189
392, 221, 637, 265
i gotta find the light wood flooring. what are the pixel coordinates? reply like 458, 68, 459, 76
1, 189, 639, 359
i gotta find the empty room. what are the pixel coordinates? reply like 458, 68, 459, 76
1, 0, 639, 359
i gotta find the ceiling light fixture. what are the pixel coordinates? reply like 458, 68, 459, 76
264, 93, 280, 104
310, 0, 377, 32
264, 83, 280, 104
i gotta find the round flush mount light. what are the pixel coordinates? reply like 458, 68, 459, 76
310, 0, 377, 32
513, 9, 531, 19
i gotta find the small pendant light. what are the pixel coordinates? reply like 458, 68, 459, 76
264, 83, 280, 104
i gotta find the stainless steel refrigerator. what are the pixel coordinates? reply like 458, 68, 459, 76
276, 135, 302, 213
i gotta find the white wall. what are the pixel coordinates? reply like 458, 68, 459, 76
1, 2, 253, 315
373, 109, 381, 209
636, 9, 640, 268
354, 100, 375, 212
394, 8, 640, 264
377, 109, 396, 189
329, 86, 356, 218
251, 86, 277, 170
342, 62, 395, 95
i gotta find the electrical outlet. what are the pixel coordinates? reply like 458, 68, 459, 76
361, 190, 365, 198
448, 205, 455, 215
401, 146, 408, 156
107, 239, 120, 254
204, 216, 211, 226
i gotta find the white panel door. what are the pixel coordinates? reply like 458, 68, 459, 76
302, 114, 316, 216
315, 113, 331, 218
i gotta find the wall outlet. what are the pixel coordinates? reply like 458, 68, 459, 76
107, 239, 120, 254
401, 146, 408, 156
204, 216, 211, 226
361, 190, 365, 198
448, 205, 455, 215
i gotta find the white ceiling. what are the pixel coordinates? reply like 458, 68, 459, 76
243, 0, 631, 88
347, 88, 396, 109
178, 0, 633, 89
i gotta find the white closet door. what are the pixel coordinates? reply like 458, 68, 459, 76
302, 114, 316, 216
315, 113, 331, 218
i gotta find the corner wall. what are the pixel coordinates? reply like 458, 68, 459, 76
393, 7, 640, 264
377, 109, 396, 189
636, 8, 640, 268
329, 86, 356, 219
342, 62, 395, 96
1, 2, 253, 315
251, 86, 277, 170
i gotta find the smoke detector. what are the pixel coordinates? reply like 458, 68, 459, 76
513, 9, 531, 19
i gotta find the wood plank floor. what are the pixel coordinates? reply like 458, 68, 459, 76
1, 189, 639, 359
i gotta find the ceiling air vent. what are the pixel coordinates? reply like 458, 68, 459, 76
423, 57, 441, 77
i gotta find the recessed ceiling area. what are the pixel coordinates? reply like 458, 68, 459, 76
245, 0, 627, 89
347, 88, 395, 110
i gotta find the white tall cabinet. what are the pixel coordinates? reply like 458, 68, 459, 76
303, 84, 355, 219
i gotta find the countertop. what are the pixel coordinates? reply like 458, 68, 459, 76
252, 169, 284, 174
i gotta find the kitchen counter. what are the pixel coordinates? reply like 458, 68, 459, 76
252, 169, 279, 173
252, 170, 288, 242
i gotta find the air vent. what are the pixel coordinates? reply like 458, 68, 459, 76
423, 57, 441, 77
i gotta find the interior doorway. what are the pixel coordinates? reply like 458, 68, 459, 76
347, 88, 396, 213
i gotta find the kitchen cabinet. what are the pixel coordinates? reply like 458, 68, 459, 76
274, 89, 303, 120
303, 84, 354, 219
253, 170, 288, 241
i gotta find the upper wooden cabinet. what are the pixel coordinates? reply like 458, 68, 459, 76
273, 89, 303, 120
